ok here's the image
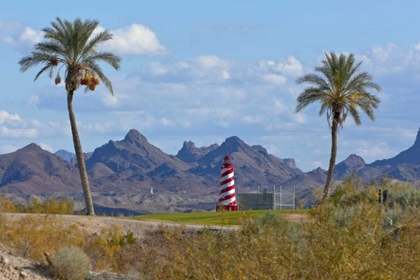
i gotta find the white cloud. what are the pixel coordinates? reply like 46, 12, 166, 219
0, 144, 20, 154
372, 43, 397, 63
197, 55, 228, 68
141, 55, 304, 88
2, 27, 43, 53
272, 99, 288, 114
148, 62, 170, 76
81, 121, 115, 134
143, 55, 232, 83
355, 140, 395, 159
0, 127, 38, 138
39, 143, 54, 152
222, 70, 230, 80
26, 96, 40, 107
257, 56, 304, 77
0, 111, 21, 124
263, 74, 287, 85
242, 115, 263, 124
101, 91, 127, 107
275, 56, 304, 76
2, 23, 166, 56
160, 118, 174, 126
102, 24, 166, 55
292, 113, 307, 124
0, 110, 74, 142
310, 161, 324, 170
358, 42, 420, 75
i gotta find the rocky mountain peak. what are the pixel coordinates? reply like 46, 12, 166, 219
341, 154, 366, 166
309, 167, 326, 175
414, 127, 420, 147
176, 141, 219, 163
334, 154, 366, 178
54, 149, 75, 163
221, 136, 246, 153
123, 129, 148, 146
181, 141, 196, 152
17, 143, 44, 154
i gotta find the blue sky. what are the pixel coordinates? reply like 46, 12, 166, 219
1, 0, 420, 172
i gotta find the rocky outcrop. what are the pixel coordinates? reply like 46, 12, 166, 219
176, 141, 218, 163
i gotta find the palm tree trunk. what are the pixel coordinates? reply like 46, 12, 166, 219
67, 90, 95, 215
322, 113, 339, 203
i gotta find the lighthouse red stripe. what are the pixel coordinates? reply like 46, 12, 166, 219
221, 170, 233, 177
219, 185, 235, 194
220, 177, 234, 186
217, 155, 237, 210
219, 193, 236, 202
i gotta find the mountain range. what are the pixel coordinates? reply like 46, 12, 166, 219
0, 128, 419, 214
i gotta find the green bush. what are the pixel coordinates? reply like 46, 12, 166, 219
49, 246, 90, 280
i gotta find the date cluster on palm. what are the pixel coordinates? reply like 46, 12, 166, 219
50, 58, 58, 66
54, 75, 61, 85
80, 73, 99, 91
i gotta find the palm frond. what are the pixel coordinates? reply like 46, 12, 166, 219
20, 17, 120, 95
34, 64, 53, 81
81, 31, 113, 57
295, 51, 381, 128
19, 52, 53, 72
85, 52, 121, 70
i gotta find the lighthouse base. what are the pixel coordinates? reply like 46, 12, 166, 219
216, 205, 238, 212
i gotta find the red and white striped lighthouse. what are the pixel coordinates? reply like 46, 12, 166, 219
216, 154, 238, 211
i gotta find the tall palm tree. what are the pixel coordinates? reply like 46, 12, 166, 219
19, 17, 121, 215
295, 52, 381, 203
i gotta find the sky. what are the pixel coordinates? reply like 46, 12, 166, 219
1, 0, 420, 172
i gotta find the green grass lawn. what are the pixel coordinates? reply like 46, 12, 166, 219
135, 209, 305, 226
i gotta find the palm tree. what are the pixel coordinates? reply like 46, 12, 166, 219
295, 52, 381, 203
19, 17, 121, 215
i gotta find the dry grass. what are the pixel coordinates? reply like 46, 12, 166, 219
1, 179, 420, 279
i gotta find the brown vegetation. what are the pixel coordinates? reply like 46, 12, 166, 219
1, 179, 420, 279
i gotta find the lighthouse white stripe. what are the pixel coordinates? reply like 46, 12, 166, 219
218, 197, 236, 205
220, 180, 235, 189
220, 172, 234, 182
220, 188, 236, 196
221, 168, 232, 174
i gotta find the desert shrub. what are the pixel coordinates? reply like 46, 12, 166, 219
3, 178, 420, 278
49, 246, 90, 280
0, 201, 4, 229
0, 215, 85, 260
135, 220, 307, 279
300, 198, 389, 279
386, 184, 420, 209
83, 224, 137, 272
0, 197, 19, 213
133, 180, 420, 279
380, 220, 420, 279
255, 211, 286, 228
22, 196, 74, 214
